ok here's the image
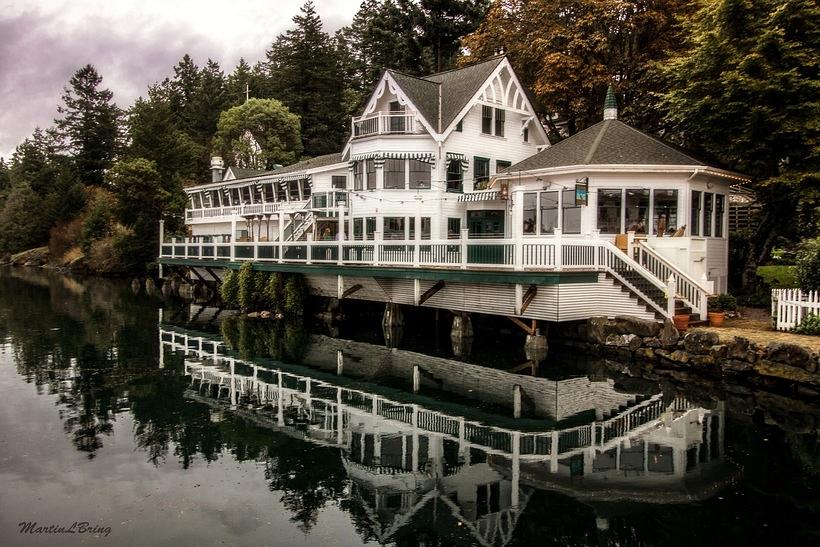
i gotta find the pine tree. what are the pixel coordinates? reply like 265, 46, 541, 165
417, 0, 489, 72
190, 59, 229, 145
169, 54, 201, 132
266, 1, 349, 156
53, 65, 122, 186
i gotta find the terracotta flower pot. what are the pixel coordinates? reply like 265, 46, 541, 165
708, 311, 726, 327
673, 314, 690, 332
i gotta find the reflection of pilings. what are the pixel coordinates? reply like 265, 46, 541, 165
450, 312, 473, 358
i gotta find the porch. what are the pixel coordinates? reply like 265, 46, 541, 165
159, 227, 712, 320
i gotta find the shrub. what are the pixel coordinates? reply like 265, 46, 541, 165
237, 262, 256, 311
49, 217, 84, 262
220, 270, 239, 308
86, 225, 131, 274
81, 191, 116, 253
756, 265, 798, 289
794, 313, 820, 336
796, 238, 820, 291
283, 274, 305, 316
265, 272, 283, 313
708, 294, 738, 312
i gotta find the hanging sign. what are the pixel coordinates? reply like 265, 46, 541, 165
575, 177, 589, 206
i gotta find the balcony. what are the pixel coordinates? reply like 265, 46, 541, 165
352, 111, 419, 138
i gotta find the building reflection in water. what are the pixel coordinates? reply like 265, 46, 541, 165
160, 315, 730, 546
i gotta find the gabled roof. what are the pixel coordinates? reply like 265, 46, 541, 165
224, 167, 266, 181
506, 120, 706, 172
387, 55, 507, 133
264, 152, 344, 176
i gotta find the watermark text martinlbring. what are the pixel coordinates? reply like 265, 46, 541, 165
19, 521, 112, 537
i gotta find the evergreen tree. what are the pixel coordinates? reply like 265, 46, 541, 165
169, 54, 201, 132
417, 0, 489, 72
128, 83, 205, 184
0, 184, 50, 254
0, 158, 10, 197
9, 128, 60, 195
658, 0, 820, 287
190, 59, 229, 145
266, 1, 348, 156
53, 65, 122, 186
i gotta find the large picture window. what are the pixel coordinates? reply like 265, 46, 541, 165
625, 189, 649, 234
653, 190, 678, 236
540, 191, 559, 234
447, 217, 461, 238
562, 189, 581, 234
409, 159, 430, 189
597, 189, 622, 234
467, 210, 505, 239
383, 217, 405, 240
384, 158, 405, 189
523, 192, 537, 234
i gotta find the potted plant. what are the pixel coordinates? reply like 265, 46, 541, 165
707, 294, 737, 327
673, 313, 690, 331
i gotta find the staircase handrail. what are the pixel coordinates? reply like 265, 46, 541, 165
598, 240, 669, 317
636, 240, 712, 313
282, 200, 314, 241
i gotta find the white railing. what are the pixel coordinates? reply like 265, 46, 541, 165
773, 289, 820, 331
352, 111, 418, 137
160, 233, 695, 318
165, 327, 695, 460
185, 203, 281, 221
636, 240, 712, 319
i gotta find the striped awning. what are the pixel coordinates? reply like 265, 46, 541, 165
446, 152, 469, 170
458, 190, 501, 202
349, 152, 435, 167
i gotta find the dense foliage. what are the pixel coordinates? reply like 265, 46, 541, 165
220, 263, 305, 315
795, 238, 820, 291
0, 0, 816, 284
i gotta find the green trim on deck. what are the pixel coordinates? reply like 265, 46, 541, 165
159, 257, 598, 285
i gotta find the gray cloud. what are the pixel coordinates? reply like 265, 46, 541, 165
0, 1, 358, 160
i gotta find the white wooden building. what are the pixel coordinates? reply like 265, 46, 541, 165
162, 56, 749, 323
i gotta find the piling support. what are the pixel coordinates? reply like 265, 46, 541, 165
413, 365, 421, 393
513, 384, 522, 419
336, 350, 344, 375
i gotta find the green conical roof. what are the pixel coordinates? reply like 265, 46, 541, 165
604, 85, 617, 110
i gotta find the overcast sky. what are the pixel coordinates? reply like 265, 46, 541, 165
0, 0, 360, 160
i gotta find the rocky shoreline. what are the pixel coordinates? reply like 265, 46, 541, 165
554, 316, 820, 400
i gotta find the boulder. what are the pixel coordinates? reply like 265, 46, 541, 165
605, 333, 642, 351
659, 319, 679, 347
668, 350, 690, 364
766, 342, 816, 372
683, 330, 720, 355
145, 278, 159, 297
722, 359, 753, 374
613, 316, 662, 337
710, 344, 728, 360
587, 317, 617, 345
727, 337, 752, 360
260, 310, 273, 319
247, 312, 260, 318
634, 348, 656, 362
692, 355, 716, 367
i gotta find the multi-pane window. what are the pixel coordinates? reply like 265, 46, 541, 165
384, 158, 405, 189
481, 105, 493, 134
494, 108, 505, 137
288, 179, 300, 201
383, 216, 405, 240
597, 189, 622, 234
703, 193, 714, 236
241, 186, 252, 204
420, 217, 431, 240
474, 157, 490, 189
301, 178, 311, 199
353, 162, 363, 190
332, 175, 347, 189
366, 217, 376, 240
540, 191, 560, 234
366, 159, 376, 190
562, 189, 581, 234
715, 194, 725, 237
353, 218, 363, 240
409, 160, 430, 189
691, 190, 702, 235
625, 189, 649, 234
275, 182, 287, 202
389, 100, 405, 132
262, 183, 274, 202
447, 160, 463, 192
653, 189, 678, 236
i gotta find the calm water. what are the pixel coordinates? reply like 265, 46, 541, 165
0, 267, 818, 547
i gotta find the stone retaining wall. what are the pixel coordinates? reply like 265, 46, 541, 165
553, 316, 820, 399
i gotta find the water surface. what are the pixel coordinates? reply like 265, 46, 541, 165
0, 267, 818, 546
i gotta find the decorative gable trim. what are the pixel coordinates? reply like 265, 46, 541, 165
358, 72, 438, 137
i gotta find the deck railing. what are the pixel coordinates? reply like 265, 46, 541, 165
160, 233, 689, 317
352, 110, 418, 137
636, 240, 712, 319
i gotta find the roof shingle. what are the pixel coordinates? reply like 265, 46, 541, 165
507, 120, 706, 172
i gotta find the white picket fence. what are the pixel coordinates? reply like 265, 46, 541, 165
773, 289, 820, 331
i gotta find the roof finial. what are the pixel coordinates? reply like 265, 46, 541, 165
603, 84, 618, 120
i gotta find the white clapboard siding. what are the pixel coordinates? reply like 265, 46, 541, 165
774, 289, 820, 331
